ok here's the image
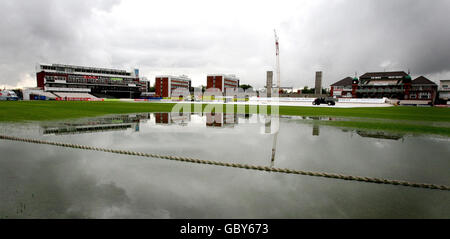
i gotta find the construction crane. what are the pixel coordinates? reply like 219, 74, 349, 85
274, 29, 281, 93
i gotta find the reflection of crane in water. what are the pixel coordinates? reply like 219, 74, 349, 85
265, 116, 278, 167
271, 29, 281, 167
271, 128, 278, 167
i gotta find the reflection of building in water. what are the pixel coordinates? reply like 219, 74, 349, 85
154, 112, 191, 126
311, 117, 320, 136
155, 113, 170, 124
302, 117, 403, 139
303, 116, 340, 136
206, 113, 238, 127
356, 130, 403, 140
265, 118, 271, 134
312, 124, 320, 136
263, 115, 280, 135
261, 115, 280, 167
42, 113, 150, 135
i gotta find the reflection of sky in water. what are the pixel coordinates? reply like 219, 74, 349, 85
0, 113, 449, 218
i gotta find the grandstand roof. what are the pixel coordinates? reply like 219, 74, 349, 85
331, 77, 353, 86
412, 76, 437, 85
360, 71, 408, 79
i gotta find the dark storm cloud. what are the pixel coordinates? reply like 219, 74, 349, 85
280, 0, 450, 86
0, 0, 449, 88
361, 0, 450, 75
0, 0, 120, 88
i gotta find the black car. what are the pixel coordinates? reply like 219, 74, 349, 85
312, 97, 335, 106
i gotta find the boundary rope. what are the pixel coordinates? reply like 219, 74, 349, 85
1, 134, 449, 191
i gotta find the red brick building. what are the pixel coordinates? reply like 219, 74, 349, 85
410, 76, 438, 103
330, 77, 354, 98
155, 75, 191, 98
206, 74, 239, 92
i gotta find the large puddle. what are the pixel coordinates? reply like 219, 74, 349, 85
0, 112, 449, 218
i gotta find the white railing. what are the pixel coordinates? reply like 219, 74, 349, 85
337, 98, 387, 103
44, 87, 91, 92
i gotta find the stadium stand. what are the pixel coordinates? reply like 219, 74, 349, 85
36, 63, 145, 99
38, 91, 58, 99
53, 92, 98, 99
22, 88, 58, 100
90, 93, 118, 99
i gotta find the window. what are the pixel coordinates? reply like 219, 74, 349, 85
419, 92, 431, 99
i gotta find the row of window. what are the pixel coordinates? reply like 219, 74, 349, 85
45, 84, 140, 90
367, 76, 403, 79
410, 92, 431, 99
41, 65, 131, 76
44, 76, 66, 81
171, 84, 189, 88
411, 86, 434, 90
171, 79, 190, 85
67, 76, 136, 85
332, 86, 352, 90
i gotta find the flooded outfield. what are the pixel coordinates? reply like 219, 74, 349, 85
0, 113, 449, 218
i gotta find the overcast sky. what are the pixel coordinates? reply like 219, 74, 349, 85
1, 0, 450, 89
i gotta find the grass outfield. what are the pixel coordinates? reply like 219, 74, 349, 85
1, 101, 449, 136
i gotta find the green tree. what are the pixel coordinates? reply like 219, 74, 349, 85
302, 86, 315, 94
240, 84, 253, 90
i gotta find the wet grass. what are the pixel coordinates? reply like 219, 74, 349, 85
278, 105, 450, 122
1, 101, 449, 136
0, 101, 175, 122
318, 120, 450, 137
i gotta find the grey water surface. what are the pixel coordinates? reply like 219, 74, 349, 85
0, 113, 449, 218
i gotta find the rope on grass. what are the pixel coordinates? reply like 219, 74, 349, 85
1, 134, 449, 191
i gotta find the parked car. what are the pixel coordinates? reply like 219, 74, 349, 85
312, 97, 335, 106
0, 90, 19, 101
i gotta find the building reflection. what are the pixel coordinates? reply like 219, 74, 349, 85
305, 117, 404, 140
265, 117, 271, 134
311, 117, 321, 136
153, 112, 240, 127
155, 112, 170, 124
312, 124, 320, 136
41, 113, 151, 135
261, 115, 280, 167
356, 130, 404, 140
206, 113, 238, 127
155, 112, 191, 126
